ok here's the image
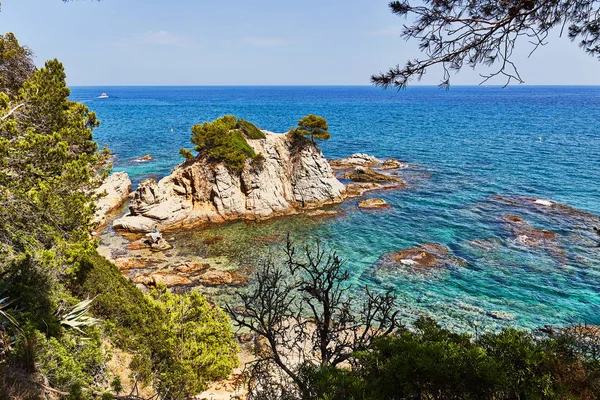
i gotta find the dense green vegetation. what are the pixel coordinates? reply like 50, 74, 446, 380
0, 33, 237, 399
188, 115, 265, 171
301, 318, 600, 400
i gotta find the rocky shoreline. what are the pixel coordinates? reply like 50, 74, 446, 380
93, 144, 411, 292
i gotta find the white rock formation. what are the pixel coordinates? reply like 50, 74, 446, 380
93, 172, 132, 226
329, 153, 381, 168
113, 132, 346, 232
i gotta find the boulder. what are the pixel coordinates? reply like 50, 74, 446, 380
113, 215, 157, 233
345, 182, 382, 197
113, 132, 346, 232
330, 153, 380, 169
112, 258, 140, 271
93, 172, 132, 226
358, 198, 389, 209
343, 166, 405, 183
175, 263, 211, 274
198, 269, 234, 286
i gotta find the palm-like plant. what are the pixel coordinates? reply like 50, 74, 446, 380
58, 297, 100, 335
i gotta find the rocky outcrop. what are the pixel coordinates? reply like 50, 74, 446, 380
343, 166, 405, 183
329, 153, 380, 169
93, 172, 132, 227
114, 132, 346, 232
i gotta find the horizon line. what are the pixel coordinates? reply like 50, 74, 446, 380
69, 84, 600, 88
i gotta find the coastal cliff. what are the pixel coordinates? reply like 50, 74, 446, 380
113, 131, 346, 232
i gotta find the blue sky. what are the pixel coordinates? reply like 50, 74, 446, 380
2, 0, 599, 86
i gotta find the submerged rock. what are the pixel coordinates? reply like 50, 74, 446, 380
381, 158, 409, 170
358, 198, 389, 209
378, 243, 460, 271
134, 154, 154, 162
486, 310, 516, 321
93, 172, 132, 227
502, 214, 557, 247
113, 131, 346, 232
202, 236, 225, 245
329, 153, 380, 169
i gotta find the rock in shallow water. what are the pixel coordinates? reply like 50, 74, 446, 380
377, 243, 461, 271
380, 158, 409, 170
133, 273, 192, 287
502, 214, 557, 247
343, 166, 404, 183
358, 198, 389, 209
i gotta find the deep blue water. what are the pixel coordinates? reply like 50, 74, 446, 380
71, 86, 600, 332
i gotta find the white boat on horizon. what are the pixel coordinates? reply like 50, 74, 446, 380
98, 92, 109, 99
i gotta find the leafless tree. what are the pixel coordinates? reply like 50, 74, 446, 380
226, 238, 400, 400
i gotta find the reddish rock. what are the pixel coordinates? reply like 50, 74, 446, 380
378, 243, 463, 271
198, 269, 234, 286
175, 263, 210, 274
133, 273, 192, 287
113, 258, 139, 270
502, 214, 557, 246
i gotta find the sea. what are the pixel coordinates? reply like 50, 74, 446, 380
70, 86, 600, 333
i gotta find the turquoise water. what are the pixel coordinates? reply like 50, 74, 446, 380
72, 86, 600, 332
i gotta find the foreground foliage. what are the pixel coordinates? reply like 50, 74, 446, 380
303, 319, 600, 400
0, 32, 237, 399
229, 242, 600, 400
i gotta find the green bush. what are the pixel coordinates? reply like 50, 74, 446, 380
146, 286, 238, 398
74, 252, 238, 399
31, 327, 106, 399
301, 317, 600, 400
179, 147, 194, 161
236, 118, 266, 139
190, 115, 264, 171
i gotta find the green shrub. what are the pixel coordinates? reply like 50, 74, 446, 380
236, 119, 266, 139
20, 327, 106, 399
190, 115, 264, 171
74, 252, 238, 399
146, 286, 238, 398
179, 147, 194, 161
